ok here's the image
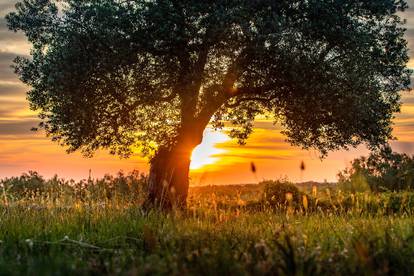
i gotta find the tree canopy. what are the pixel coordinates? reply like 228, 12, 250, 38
7, 0, 411, 159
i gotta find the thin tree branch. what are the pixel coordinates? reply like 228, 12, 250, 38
224, 96, 276, 108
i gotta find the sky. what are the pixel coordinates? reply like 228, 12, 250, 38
1, 1, 414, 185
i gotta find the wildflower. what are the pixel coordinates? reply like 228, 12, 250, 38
285, 192, 294, 216
254, 239, 271, 257
285, 192, 293, 203
237, 198, 246, 207
302, 195, 309, 211
312, 185, 318, 198
25, 239, 33, 248
300, 161, 306, 171
250, 162, 257, 173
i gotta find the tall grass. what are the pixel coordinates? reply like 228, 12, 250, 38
1, 173, 414, 275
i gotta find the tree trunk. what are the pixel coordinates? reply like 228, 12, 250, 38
145, 127, 203, 210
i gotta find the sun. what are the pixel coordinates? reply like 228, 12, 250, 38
190, 129, 230, 171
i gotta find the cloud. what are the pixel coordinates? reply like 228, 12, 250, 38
0, 2, 16, 17
0, 17, 28, 42
217, 153, 293, 161
0, 100, 27, 116
0, 18, 31, 55
0, 81, 27, 97
390, 140, 414, 154
404, 29, 414, 56
0, 51, 20, 82
0, 119, 38, 135
398, 2, 414, 57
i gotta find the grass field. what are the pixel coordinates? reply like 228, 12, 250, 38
1, 174, 414, 275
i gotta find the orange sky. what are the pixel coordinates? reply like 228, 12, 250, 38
1, 1, 414, 185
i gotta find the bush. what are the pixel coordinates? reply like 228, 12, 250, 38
0, 170, 148, 203
1, 171, 51, 198
262, 179, 301, 208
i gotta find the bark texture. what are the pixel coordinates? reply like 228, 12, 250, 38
145, 127, 204, 210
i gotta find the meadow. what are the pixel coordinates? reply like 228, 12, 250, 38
2, 1, 413, 274
1, 171, 414, 275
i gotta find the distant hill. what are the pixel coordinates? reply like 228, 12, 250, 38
189, 181, 338, 200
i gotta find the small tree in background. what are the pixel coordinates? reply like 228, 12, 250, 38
338, 145, 414, 192
7, 0, 411, 209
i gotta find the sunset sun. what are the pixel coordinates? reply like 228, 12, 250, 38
190, 130, 230, 171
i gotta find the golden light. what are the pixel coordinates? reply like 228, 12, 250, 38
190, 129, 230, 171
229, 86, 238, 94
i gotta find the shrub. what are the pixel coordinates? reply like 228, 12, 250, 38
262, 179, 301, 208
1, 171, 49, 198
0, 170, 148, 203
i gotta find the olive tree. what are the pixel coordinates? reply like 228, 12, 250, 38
7, 0, 411, 209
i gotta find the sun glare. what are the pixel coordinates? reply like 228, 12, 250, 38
190, 130, 230, 171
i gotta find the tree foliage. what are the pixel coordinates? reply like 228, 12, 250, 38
7, 0, 411, 159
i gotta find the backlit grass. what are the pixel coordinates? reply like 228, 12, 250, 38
1, 174, 414, 275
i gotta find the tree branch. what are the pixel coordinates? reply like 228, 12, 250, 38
224, 95, 276, 108
159, 91, 177, 101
